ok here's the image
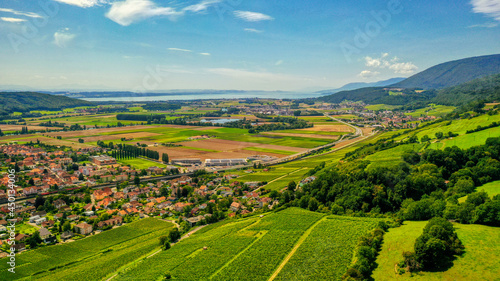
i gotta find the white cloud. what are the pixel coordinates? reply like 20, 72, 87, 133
54, 28, 76, 48
363, 53, 418, 75
168, 47, 192, 52
199, 52, 211, 56
106, 0, 183, 26
389, 62, 419, 74
0, 17, 27, 23
244, 28, 263, 33
358, 70, 380, 79
471, 0, 500, 21
234, 11, 274, 22
468, 22, 499, 27
183, 0, 221, 13
52, 0, 108, 8
275, 60, 284, 66
0, 8, 42, 18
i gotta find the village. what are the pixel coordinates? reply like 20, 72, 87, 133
0, 142, 310, 256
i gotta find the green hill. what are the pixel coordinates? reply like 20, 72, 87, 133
372, 221, 500, 281
392, 54, 500, 89
0, 92, 93, 115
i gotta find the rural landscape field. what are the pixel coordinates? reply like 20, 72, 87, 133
1, 0, 500, 281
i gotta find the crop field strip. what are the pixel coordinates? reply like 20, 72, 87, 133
0, 218, 173, 281
274, 216, 380, 281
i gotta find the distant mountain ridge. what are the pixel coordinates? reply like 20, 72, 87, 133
318, 77, 406, 95
391, 54, 500, 89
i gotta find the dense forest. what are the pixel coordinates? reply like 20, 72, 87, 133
280, 137, 500, 227
0, 92, 93, 116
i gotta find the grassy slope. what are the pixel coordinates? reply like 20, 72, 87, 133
116, 209, 379, 281
372, 221, 500, 281
458, 180, 500, 203
118, 158, 166, 169
0, 218, 173, 281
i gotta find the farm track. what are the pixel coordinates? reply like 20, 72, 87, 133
105, 223, 208, 281
267, 216, 327, 281
209, 230, 269, 280
256, 167, 308, 191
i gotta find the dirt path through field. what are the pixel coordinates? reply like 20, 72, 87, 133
267, 216, 327, 281
105, 223, 207, 281
256, 167, 308, 191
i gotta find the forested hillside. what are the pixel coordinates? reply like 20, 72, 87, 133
392, 54, 500, 89
0, 92, 93, 115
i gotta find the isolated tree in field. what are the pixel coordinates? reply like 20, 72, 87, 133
435, 132, 444, 139
159, 235, 168, 246
78, 138, 84, 143
162, 153, 169, 163
169, 228, 181, 243
421, 135, 430, 142
163, 242, 171, 250
287, 181, 297, 192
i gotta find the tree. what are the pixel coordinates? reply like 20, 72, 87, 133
421, 135, 430, 142
134, 176, 140, 185
168, 228, 181, 243
162, 153, 169, 163
435, 132, 444, 140
34, 195, 45, 209
287, 181, 297, 192
293, 110, 302, 116
78, 138, 84, 143
159, 235, 168, 246
308, 197, 319, 211
27, 231, 42, 249
78, 173, 84, 181
63, 221, 72, 232
163, 242, 171, 250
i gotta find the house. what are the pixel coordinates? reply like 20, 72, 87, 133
15, 233, 28, 242
230, 202, 241, 212
39, 227, 52, 240
90, 155, 117, 166
53, 199, 67, 209
34, 217, 47, 225
74, 222, 93, 235
29, 215, 41, 223
67, 214, 80, 221
186, 215, 205, 227
84, 210, 95, 216
12, 243, 26, 252
61, 231, 74, 241
116, 174, 128, 181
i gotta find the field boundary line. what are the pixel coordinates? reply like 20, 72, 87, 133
267, 216, 327, 281
105, 224, 207, 281
256, 167, 307, 191
209, 230, 269, 280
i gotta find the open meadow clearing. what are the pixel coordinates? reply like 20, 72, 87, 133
0, 218, 174, 281
405, 105, 456, 118
458, 180, 500, 203
372, 221, 500, 281
118, 158, 167, 169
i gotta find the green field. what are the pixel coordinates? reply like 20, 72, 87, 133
396, 114, 500, 142
458, 180, 500, 203
118, 158, 167, 169
243, 147, 296, 156
365, 143, 426, 169
405, 105, 456, 118
372, 221, 500, 281
365, 104, 399, 111
275, 129, 345, 136
115, 208, 379, 281
0, 218, 174, 281
427, 127, 500, 150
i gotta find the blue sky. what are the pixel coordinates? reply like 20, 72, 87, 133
0, 0, 499, 91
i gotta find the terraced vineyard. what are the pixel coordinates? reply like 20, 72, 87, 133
115, 208, 380, 281
0, 218, 173, 281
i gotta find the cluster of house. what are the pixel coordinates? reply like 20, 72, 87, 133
0, 145, 176, 201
